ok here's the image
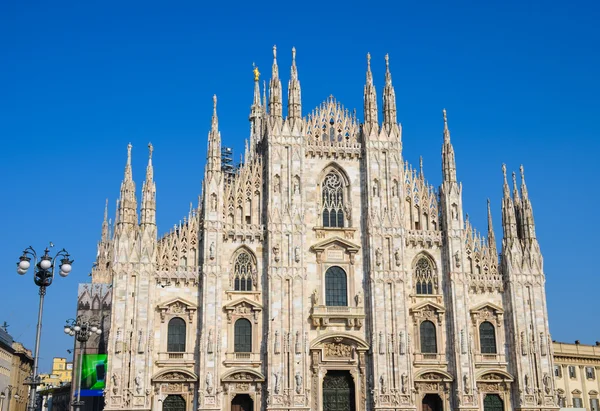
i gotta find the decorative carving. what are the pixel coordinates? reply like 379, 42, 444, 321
134, 372, 142, 395
295, 371, 302, 394
294, 246, 300, 263
293, 176, 300, 194
312, 289, 320, 305
399, 331, 405, 355
209, 242, 215, 260
355, 291, 363, 307
137, 330, 144, 353
207, 329, 213, 354
273, 372, 281, 394
540, 332, 547, 356
394, 249, 400, 266
454, 251, 461, 267
324, 342, 352, 358
206, 372, 213, 394
273, 175, 280, 193
274, 330, 280, 354
380, 375, 387, 394
375, 248, 382, 267
401, 373, 407, 394
521, 331, 527, 355
543, 373, 551, 394
379, 331, 385, 354
524, 374, 531, 394
273, 244, 280, 262
463, 374, 470, 394
295, 331, 301, 354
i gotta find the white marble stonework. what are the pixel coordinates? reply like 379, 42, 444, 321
94, 48, 558, 411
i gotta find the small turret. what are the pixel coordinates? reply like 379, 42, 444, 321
287, 47, 302, 125
249, 63, 263, 154
441, 109, 457, 182
269, 45, 282, 118
140, 143, 156, 227
116, 143, 138, 230
363, 53, 378, 136
101, 198, 109, 242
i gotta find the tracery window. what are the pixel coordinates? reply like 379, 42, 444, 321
233, 251, 253, 291
325, 266, 348, 306
415, 257, 434, 295
479, 321, 497, 354
322, 171, 345, 228
167, 317, 186, 352
420, 320, 437, 353
234, 318, 252, 353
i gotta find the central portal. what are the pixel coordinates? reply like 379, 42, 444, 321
323, 370, 355, 411
422, 393, 443, 411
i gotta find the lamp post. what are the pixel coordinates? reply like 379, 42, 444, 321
16, 246, 74, 411
64, 317, 102, 411
1, 385, 14, 411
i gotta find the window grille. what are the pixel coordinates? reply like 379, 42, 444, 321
325, 266, 348, 306
479, 321, 497, 354
234, 318, 252, 353
420, 321, 437, 354
167, 317, 186, 352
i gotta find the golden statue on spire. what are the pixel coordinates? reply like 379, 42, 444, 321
253, 62, 260, 81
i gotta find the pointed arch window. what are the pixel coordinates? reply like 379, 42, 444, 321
233, 251, 254, 291
167, 317, 186, 352
479, 321, 497, 354
415, 257, 434, 295
234, 318, 252, 352
325, 266, 347, 306
420, 320, 437, 353
322, 171, 345, 228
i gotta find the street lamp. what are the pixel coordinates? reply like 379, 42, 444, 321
0, 385, 14, 411
64, 317, 102, 411
17, 245, 73, 411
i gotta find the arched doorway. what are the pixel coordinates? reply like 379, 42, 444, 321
422, 393, 443, 411
483, 394, 503, 411
323, 370, 355, 411
163, 395, 186, 411
231, 394, 253, 411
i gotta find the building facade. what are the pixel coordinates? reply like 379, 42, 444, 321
39, 358, 73, 390
8, 341, 33, 411
0, 328, 14, 411
552, 341, 600, 410
96, 48, 559, 411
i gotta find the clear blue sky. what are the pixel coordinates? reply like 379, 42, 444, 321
1, 0, 598, 372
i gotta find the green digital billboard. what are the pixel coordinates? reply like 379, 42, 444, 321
79, 354, 107, 397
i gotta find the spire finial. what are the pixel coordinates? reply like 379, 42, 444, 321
292, 46, 296, 63
253, 62, 260, 82
512, 171, 517, 189
148, 142, 153, 161
520, 164, 526, 184
385, 53, 389, 68
419, 156, 424, 177
273, 45, 277, 60
502, 164, 507, 182
443, 108, 448, 127
104, 198, 109, 221
213, 94, 217, 114
127, 142, 132, 165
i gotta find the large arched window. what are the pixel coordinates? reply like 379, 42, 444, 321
233, 251, 254, 291
479, 321, 497, 354
420, 320, 437, 353
415, 257, 434, 295
325, 266, 347, 306
322, 171, 345, 228
234, 318, 252, 353
167, 317, 186, 352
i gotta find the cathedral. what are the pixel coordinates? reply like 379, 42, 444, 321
92, 46, 559, 411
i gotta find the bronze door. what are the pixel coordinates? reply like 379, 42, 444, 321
483, 394, 503, 411
323, 371, 355, 411
163, 395, 186, 411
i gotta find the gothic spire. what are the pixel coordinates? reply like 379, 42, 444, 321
487, 198, 497, 256
287, 47, 302, 123
269, 45, 282, 118
207, 95, 221, 171
101, 198, 109, 242
501, 164, 519, 240
519, 165, 537, 241
441, 109, 457, 182
363, 53, 378, 135
382, 53, 398, 131
116, 143, 138, 229
140, 143, 156, 227
249, 63, 263, 153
